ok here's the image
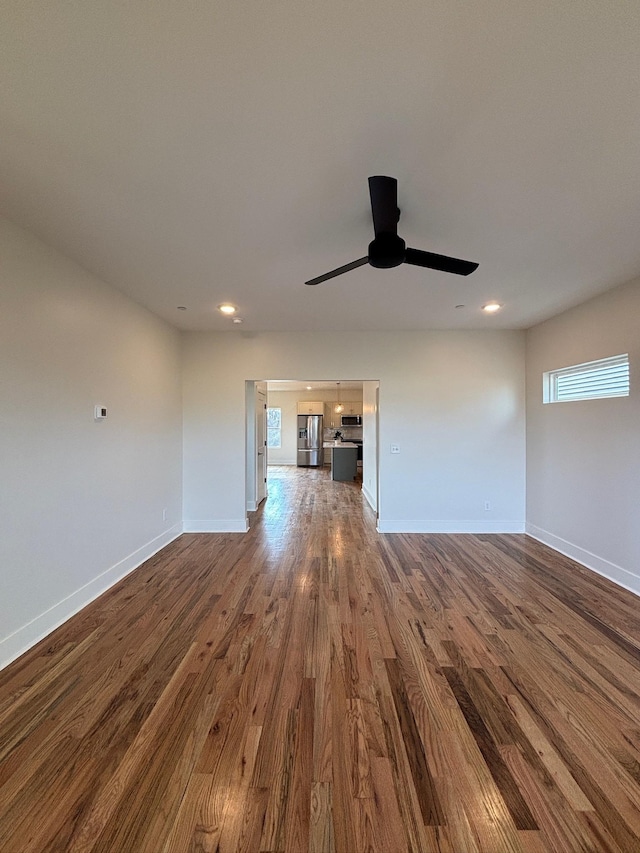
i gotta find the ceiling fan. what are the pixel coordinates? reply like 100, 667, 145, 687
305, 176, 478, 286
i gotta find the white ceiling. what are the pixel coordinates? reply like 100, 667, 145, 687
2, 2, 640, 332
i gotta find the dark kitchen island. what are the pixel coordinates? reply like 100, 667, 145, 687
323, 441, 358, 481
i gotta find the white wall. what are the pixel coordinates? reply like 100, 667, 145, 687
264, 389, 297, 465
526, 277, 640, 593
245, 381, 258, 511
182, 330, 526, 533
0, 219, 183, 668
362, 381, 379, 511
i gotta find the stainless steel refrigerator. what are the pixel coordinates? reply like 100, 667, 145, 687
297, 414, 324, 467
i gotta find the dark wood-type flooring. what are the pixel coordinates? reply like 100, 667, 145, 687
2, 466, 640, 851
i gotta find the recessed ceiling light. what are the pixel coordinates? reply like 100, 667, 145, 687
218, 303, 236, 315
455, 304, 465, 309
482, 302, 502, 313
232, 317, 243, 324
306, 385, 312, 390
177, 306, 187, 311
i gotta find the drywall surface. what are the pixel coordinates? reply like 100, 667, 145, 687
362, 381, 379, 511
526, 276, 640, 593
182, 330, 526, 533
0, 219, 183, 668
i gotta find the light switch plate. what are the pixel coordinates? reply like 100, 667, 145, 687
390, 444, 400, 454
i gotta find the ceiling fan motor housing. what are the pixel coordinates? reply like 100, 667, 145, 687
368, 233, 406, 268
305, 176, 478, 284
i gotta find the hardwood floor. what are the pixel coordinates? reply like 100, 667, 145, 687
2, 466, 640, 851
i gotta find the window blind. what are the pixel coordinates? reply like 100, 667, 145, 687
544, 354, 629, 403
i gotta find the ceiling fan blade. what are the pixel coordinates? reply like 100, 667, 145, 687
405, 247, 478, 276
305, 256, 369, 286
368, 176, 398, 237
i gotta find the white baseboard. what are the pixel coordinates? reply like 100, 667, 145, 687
526, 523, 640, 598
376, 520, 526, 534
246, 497, 268, 512
0, 524, 183, 672
361, 484, 377, 512
183, 519, 249, 533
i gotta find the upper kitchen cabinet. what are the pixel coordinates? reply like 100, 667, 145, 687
297, 401, 325, 415
330, 401, 362, 417
326, 400, 363, 427
342, 402, 363, 416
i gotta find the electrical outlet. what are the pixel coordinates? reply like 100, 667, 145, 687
390, 444, 400, 454
484, 501, 491, 511
162, 508, 168, 522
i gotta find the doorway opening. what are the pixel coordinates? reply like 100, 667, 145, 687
245, 379, 380, 520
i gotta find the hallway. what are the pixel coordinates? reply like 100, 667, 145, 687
2, 467, 640, 851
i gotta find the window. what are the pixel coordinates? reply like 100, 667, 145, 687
266, 407, 281, 447
543, 354, 629, 403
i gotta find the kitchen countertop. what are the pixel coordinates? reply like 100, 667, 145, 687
323, 441, 358, 448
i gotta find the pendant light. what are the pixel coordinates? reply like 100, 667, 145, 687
334, 382, 344, 414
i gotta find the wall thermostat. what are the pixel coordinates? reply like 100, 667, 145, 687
94, 405, 108, 420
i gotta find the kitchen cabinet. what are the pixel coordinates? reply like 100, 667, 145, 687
297, 401, 324, 415
328, 401, 363, 425
343, 401, 363, 415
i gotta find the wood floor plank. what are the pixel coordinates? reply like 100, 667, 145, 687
384, 657, 445, 827
309, 781, 334, 853
2, 465, 640, 851
212, 723, 263, 853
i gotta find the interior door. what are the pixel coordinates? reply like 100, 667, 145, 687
256, 386, 267, 505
